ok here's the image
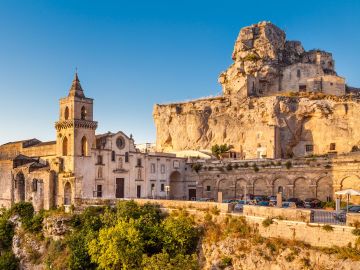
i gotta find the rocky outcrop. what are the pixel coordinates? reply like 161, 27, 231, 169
154, 21, 360, 157
154, 94, 360, 158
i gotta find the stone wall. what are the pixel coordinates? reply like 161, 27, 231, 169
346, 213, 360, 227
0, 159, 13, 208
243, 205, 312, 222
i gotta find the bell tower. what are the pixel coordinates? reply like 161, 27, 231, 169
55, 72, 98, 172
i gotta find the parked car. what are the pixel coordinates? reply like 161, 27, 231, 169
254, 195, 269, 202
257, 201, 270, 207
304, 198, 322, 208
268, 195, 286, 205
197, 198, 215, 202
333, 205, 360, 222
287, 198, 304, 208
234, 200, 247, 212
282, 201, 297, 208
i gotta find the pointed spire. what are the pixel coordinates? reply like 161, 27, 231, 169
68, 69, 85, 98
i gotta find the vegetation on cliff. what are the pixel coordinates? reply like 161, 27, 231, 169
0, 201, 200, 270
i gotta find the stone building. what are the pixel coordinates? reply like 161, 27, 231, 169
0, 73, 186, 210
154, 22, 360, 159
184, 153, 360, 203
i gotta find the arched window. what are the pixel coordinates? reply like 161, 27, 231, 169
81, 136, 88, 156
62, 136, 68, 156
81, 106, 87, 120
64, 107, 69, 120
97, 167, 103, 179
278, 186, 284, 193
111, 151, 116, 162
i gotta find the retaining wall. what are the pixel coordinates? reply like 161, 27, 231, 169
243, 205, 313, 222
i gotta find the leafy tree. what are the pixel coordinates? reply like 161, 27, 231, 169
116, 200, 142, 221
67, 231, 96, 270
88, 219, 144, 270
11, 202, 34, 229
211, 144, 234, 159
161, 214, 200, 256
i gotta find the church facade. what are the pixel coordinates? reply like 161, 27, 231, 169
0, 74, 187, 210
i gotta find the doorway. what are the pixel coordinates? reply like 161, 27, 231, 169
189, 189, 196, 201
137, 185, 141, 198
116, 178, 125, 198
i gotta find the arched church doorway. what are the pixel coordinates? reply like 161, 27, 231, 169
64, 182, 72, 205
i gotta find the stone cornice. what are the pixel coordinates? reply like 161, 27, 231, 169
55, 119, 98, 131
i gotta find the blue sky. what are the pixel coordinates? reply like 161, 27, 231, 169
0, 0, 359, 145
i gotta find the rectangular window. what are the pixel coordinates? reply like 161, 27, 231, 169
151, 183, 155, 190
330, 143, 336, 151
299, 85, 307, 92
161, 164, 165, 174
137, 158, 142, 167
305, 144, 314, 152
125, 152, 129, 163
173, 160, 180, 169
97, 155, 103, 164
161, 184, 165, 192
111, 151, 115, 162
206, 186, 211, 192
151, 163, 156, 173
96, 185, 102, 198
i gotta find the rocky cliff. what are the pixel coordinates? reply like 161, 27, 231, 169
153, 22, 360, 158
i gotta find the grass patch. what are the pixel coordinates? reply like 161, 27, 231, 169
262, 217, 273, 227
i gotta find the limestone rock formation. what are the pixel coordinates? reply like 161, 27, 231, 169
153, 21, 360, 158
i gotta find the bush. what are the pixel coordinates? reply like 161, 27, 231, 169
0, 218, 14, 250
352, 228, 360, 236
262, 218, 273, 228
0, 251, 18, 270
226, 164, 233, 171
285, 161, 292, 170
142, 252, 198, 270
243, 53, 260, 62
252, 164, 259, 172
322, 224, 333, 232
11, 202, 34, 228
219, 256, 232, 268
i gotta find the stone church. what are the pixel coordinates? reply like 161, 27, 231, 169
0, 73, 186, 210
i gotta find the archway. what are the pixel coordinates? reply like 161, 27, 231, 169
234, 179, 248, 199
217, 179, 234, 200
272, 178, 290, 198
169, 171, 182, 199
15, 172, 25, 202
81, 136, 88, 156
64, 106, 69, 120
64, 182, 72, 205
253, 178, 270, 196
340, 175, 360, 204
62, 136, 68, 156
81, 106, 87, 120
293, 177, 311, 199
316, 177, 333, 201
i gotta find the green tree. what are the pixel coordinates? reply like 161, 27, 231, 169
161, 214, 200, 256
211, 144, 234, 159
88, 219, 144, 270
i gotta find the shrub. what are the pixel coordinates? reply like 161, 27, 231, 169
243, 162, 249, 168
285, 161, 292, 170
0, 218, 14, 250
0, 251, 18, 270
262, 217, 273, 227
11, 202, 34, 228
191, 163, 202, 173
226, 164, 233, 171
352, 228, 360, 236
142, 252, 198, 270
322, 224, 333, 232
219, 256, 232, 268
243, 53, 260, 62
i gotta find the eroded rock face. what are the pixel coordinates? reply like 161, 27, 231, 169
154, 95, 360, 158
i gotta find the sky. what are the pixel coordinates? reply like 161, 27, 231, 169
0, 0, 359, 145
